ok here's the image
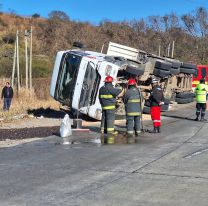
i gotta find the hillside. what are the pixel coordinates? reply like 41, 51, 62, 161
0, 7, 208, 78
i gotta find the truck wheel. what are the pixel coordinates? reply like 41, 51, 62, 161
176, 92, 194, 99
181, 62, 197, 69
155, 60, 172, 70
175, 97, 193, 104
168, 61, 181, 69
126, 65, 144, 76
180, 67, 196, 74
153, 68, 171, 78
170, 67, 180, 75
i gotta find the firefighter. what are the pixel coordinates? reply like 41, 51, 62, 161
99, 76, 122, 134
149, 78, 164, 133
194, 78, 208, 121
123, 79, 142, 136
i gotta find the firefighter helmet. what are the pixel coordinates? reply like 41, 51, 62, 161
128, 79, 136, 85
151, 78, 159, 84
104, 76, 113, 83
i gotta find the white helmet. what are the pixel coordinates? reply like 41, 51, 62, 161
151, 77, 160, 83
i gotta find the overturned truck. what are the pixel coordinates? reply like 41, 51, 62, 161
50, 42, 197, 120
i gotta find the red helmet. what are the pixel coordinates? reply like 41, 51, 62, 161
104, 76, 113, 83
128, 79, 136, 85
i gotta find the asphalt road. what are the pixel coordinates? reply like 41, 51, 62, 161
1, 104, 208, 206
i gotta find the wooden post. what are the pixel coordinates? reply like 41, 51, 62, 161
171, 41, 175, 58
12, 39, 17, 87
158, 45, 161, 57
25, 30, 28, 90
16, 30, 20, 91
101, 43, 105, 54
29, 26, 33, 92
167, 43, 170, 57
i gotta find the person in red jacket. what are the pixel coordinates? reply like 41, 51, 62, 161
149, 78, 164, 133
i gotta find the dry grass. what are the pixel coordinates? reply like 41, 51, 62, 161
0, 87, 59, 122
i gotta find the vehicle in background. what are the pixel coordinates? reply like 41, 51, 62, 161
50, 42, 197, 120
192, 65, 208, 90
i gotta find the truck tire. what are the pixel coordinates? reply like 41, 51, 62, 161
155, 60, 172, 70
181, 62, 197, 69
176, 92, 194, 99
170, 67, 180, 75
175, 97, 193, 104
169, 61, 181, 69
180, 67, 196, 74
126, 65, 144, 76
154, 68, 170, 78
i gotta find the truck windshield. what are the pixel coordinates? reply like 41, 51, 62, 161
55, 53, 81, 106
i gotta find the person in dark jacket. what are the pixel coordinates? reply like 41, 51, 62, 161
149, 78, 164, 133
1, 82, 14, 111
123, 79, 142, 136
99, 76, 122, 134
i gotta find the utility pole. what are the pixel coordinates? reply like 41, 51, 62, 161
167, 43, 171, 57
101, 43, 105, 53
158, 45, 161, 57
25, 30, 28, 90
12, 39, 17, 88
16, 30, 20, 91
171, 41, 175, 58
29, 26, 33, 91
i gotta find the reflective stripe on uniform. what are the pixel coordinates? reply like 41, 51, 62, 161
128, 99, 140, 103
153, 120, 161, 122
107, 128, 114, 132
102, 105, 115, 110
197, 101, 206, 103
100, 95, 113, 99
127, 131, 134, 134
127, 112, 141, 116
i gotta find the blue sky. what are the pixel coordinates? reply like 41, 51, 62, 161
1, 0, 207, 24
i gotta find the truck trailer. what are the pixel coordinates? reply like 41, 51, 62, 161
50, 42, 197, 120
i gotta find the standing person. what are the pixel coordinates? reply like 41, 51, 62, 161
99, 76, 122, 134
149, 78, 164, 133
194, 78, 208, 121
123, 79, 142, 136
1, 82, 14, 111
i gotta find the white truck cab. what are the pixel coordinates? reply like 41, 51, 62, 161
50, 49, 120, 120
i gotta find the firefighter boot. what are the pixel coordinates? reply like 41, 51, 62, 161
195, 113, 200, 121
200, 117, 207, 122
149, 127, 158, 133
127, 131, 134, 137
135, 130, 141, 136
157, 127, 161, 133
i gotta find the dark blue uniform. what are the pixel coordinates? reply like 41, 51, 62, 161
99, 83, 121, 134
123, 86, 142, 135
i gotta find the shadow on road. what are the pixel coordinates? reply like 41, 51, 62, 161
27, 107, 66, 119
